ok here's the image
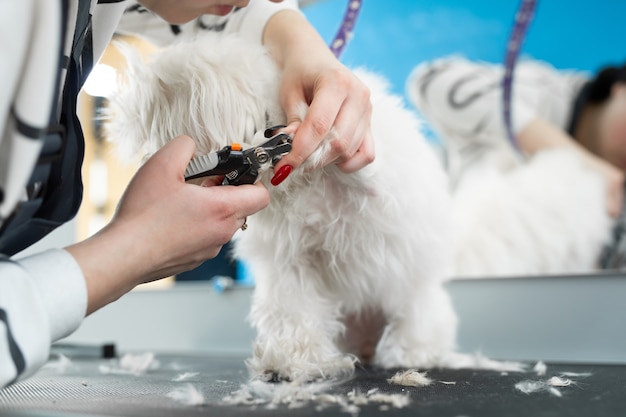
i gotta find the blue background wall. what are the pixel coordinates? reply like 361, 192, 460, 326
302, 0, 626, 102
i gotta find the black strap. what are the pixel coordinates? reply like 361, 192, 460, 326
0, 0, 91, 256
36, 0, 92, 221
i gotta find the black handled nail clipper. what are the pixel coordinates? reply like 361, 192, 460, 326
184, 129, 292, 186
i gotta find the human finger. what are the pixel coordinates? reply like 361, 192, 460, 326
145, 134, 197, 179
336, 128, 376, 173
199, 176, 225, 187
211, 181, 270, 221
277, 81, 345, 173
327, 96, 373, 169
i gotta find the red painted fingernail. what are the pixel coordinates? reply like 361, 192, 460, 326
270, 165, 293, 186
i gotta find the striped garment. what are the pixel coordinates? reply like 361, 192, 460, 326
407, 56, 589, 186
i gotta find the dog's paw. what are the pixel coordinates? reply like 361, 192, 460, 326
258, 370, 286, 383
246, 343, 357, 383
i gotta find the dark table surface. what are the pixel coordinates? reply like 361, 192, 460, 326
1, 353, 625, 417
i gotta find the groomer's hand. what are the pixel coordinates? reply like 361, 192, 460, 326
66, 135, 269, 314
263, 10, 374, 186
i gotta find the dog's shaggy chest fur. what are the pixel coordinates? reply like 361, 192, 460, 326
109, 33, 458, 381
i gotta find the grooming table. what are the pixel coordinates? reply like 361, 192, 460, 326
3, 273, 626, 416
2, 353, 626, 417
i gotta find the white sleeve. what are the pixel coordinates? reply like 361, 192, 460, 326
116, 0, 300, 47
0, 249, 86, 388
407, 56, 536, 148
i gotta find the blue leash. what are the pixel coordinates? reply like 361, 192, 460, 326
502, 0, 537, 152
329, 0, 362, 58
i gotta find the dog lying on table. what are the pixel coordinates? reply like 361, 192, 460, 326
108, 32, 482, 382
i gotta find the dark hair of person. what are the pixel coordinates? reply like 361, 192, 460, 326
585, 63, 626, 104
567, 62, 626, 136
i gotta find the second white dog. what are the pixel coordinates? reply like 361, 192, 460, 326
108, 33, 458, 382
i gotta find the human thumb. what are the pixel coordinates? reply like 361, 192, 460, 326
145, 135, 197, 179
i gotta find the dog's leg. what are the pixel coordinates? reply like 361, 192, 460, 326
246, 267, 356, 382
373, 283, 458, 369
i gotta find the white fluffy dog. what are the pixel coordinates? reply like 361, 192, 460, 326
449, 146, 613, 278
108, 33, 458, 382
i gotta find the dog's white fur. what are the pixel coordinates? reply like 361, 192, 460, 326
108, 33, 458, 381
450, 147, 614, 278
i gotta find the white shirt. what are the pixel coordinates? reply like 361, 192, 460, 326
0, 0, 297, 388
407, 56, 589, 186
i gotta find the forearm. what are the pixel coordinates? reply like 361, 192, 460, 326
65, 221, 147, 315
262, 10, 335, 68
516, 117, 584, 155
66, 217, 194, 316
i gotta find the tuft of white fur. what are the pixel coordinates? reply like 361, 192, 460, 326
534, 361, 547, 376
387, 369, 432, 387
42, 354, 74, 373
515, 380, 563, 397
108, 32, 460, 382
99, 352, 159, 376
167, 383, 205, 406
452, 148, 614, 278
515, 375, 579, 398
172, 372, 199, 382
